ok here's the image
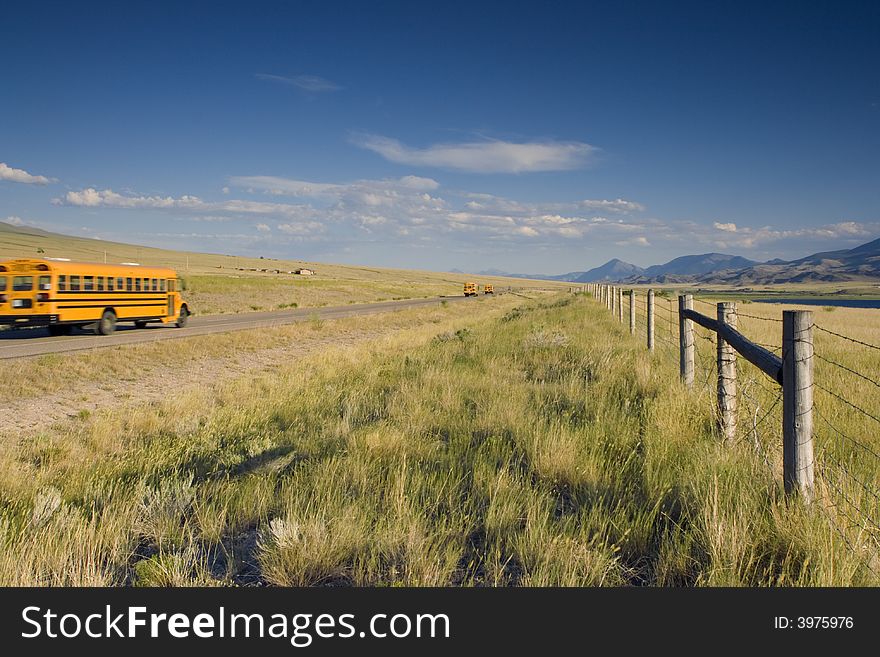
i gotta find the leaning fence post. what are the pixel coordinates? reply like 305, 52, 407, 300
678, 294, 694, 386
717, 302, 737, 442
647, 289, 655, 351
629, 290, 636, 335
783, 310, 815, 501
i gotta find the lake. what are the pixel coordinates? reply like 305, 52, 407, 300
753, 298, 880, 309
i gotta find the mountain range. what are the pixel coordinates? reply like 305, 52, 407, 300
461, 236, 880, 285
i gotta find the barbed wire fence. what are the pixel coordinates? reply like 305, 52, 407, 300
581, 283, 880, 581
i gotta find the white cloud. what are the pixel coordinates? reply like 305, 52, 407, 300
579, 198, 645, 213
256, 73, 341, 92
4, 215, 24, 226
701, 221, 877, 249
615, 236, 651, 247
229, 174, 440, 199
54, 188, 317, 221
352, 134, 596, 173
53, 177, 878, 260
277, 221, 324, 235
0, 162, 52, 184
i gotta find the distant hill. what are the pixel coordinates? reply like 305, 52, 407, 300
703, 237, 880, 284
574, 259, 644, 282
449, 236, 880, 286
640, 253, 757, 279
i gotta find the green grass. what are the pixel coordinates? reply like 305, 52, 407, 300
0, 293, 875, 585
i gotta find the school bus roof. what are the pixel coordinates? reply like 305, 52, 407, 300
0, 258, 179, 278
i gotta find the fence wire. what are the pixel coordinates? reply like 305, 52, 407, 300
588, 290, 880, 581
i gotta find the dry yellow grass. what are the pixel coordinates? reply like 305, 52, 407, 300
1, 291, 876, 586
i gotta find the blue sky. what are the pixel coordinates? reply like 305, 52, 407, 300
1, 0, 878, 273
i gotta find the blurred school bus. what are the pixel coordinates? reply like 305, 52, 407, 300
483, 284, 494, 294
463, 281, 478, 297
0, 258, 190, 335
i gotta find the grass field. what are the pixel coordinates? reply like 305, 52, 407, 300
1, 221, 569, 314
1, 291, 876, 586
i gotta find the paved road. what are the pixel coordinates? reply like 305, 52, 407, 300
0, 295, 480, 359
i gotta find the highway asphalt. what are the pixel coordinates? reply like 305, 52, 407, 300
0, 295, 479, 359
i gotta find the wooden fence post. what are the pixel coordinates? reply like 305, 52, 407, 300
717, 302, 737, 442
612, 286, 618, 316
678, 294, 694, 386
629, 290, 636, 335
783, 310, 815, 501
617, 288, 623, 322
647, 289, 655, 351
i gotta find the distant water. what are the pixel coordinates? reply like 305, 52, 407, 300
753, 298, 880, 309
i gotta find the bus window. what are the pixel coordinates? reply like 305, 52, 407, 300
135, 278, 142, 292
70, 276, 81, 291
13, 276, 34, 291
126, 277, 133, 291
160, 279, 166, 292
97, 276, 105, 291
117, 277, 124, 290
107, 277, 114, 291
58, 275, 66, 291
38, 276, 51, 291
151, 278, 158, 291
84, 276, 94, 291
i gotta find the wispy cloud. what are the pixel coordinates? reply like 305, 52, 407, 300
4, 215, 25, 226
0, 162, 52, 184
255, 73, 341, 93
351, 134, 596, 173
580, 199, 645, 213
52, 177, 879, 261
54, 188, 320, 228
707, 220, 877, 249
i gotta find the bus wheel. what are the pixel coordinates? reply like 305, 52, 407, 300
175, 306, 189, 328
96, 310, 117, 335
134, 320, 148, 329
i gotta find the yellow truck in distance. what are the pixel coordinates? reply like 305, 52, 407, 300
463, 282, 478, 297
484, 284, 494, 294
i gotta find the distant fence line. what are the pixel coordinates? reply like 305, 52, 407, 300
572, 282, 880, 579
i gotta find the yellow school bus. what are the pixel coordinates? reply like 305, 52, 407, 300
483, 284, 494, 294
0, 258, 190, 335
463, 282, 478, 297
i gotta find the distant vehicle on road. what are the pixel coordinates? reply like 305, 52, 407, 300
483, 284, 494, 294
0, 258, 190, 335
463, 282, 478, 297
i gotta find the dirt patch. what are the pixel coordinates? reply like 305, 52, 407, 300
1, 327, 391, 437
